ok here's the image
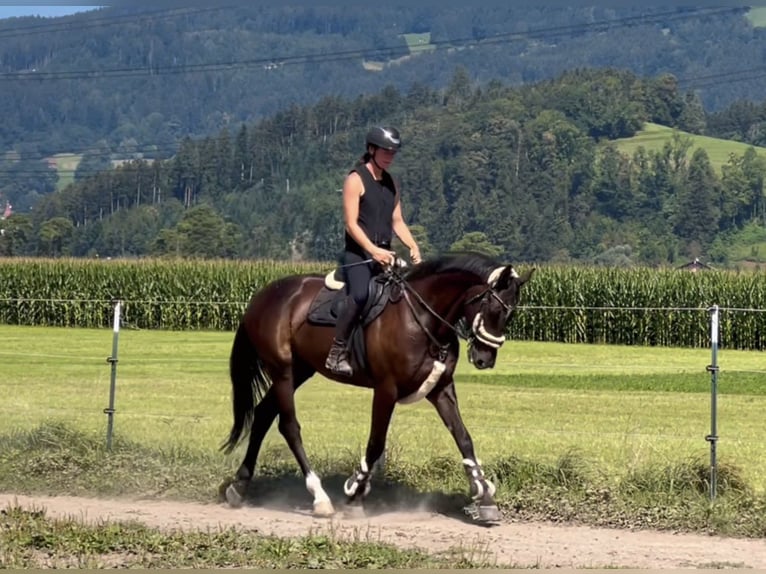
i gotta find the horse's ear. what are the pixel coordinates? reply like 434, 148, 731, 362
492, 265, 518, 290
517, 266, 536, 287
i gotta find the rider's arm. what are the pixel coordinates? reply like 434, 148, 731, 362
392, 187, 420, 257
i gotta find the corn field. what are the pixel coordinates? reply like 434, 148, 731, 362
0, 257, 319, 332
1, 257, 765, 349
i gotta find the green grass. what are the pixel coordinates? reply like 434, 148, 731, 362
365, 32, 434, 70
611, 122, 766, 174
747, 6, 766, 28
1, 324, 765, 494
3, 420, 766, 538
722, 222, 766, 265
47, 153, 81, 190
402, 32, 435, 53
0, 504, 498, 568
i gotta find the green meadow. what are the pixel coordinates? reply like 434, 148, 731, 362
746, 6, 766, 28
402, 32, 435, 53
611, 122, 766, 174
48, 153, 82, 190
1, 324, 764, 491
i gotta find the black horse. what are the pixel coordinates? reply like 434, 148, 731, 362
221, 251, 534, 522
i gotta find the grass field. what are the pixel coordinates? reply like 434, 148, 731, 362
2, 324, 765, 492
47, 153, 81, 190
611, 122, 766, 174
402, 32, 435, 53
747, 6, 766, 28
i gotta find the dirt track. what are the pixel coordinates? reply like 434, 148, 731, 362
3, 491, 766, 569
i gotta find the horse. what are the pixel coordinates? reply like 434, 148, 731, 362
220, 250, 535, 523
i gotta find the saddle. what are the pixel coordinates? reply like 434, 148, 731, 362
307, 267, 403, 375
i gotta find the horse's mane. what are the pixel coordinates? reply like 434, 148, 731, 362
402, 251, 503, 283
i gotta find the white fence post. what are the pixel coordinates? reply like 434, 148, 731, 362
104, 299, 122, 450
706, 304, 720, 500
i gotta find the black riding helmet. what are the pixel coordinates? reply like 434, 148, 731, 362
365, 126, 401, 151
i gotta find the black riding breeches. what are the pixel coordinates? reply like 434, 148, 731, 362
333, 250, 380, 342
342, 250, 376, 307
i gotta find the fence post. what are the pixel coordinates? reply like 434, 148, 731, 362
705, 304, 720, 501
104, 299, 122, 450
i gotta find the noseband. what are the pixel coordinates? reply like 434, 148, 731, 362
385, 262, 516, 359
464, 287, 515, 349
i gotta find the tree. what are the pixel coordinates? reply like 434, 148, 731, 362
0, 214, 33, 256
38, 216, 75, 256
449, 231, 503, 257
174, 204, 233, 258
673, 148, 720, 250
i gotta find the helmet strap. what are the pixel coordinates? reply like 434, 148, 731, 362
370, 148, 385, 174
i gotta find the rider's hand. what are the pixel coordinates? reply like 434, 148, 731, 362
410, 246, 422, 264
371, 246, 396, 266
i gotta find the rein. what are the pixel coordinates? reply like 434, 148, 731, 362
385, 261, 511, 360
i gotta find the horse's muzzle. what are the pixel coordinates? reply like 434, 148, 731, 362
469, 346, 496, 370
473, 357, 495, 370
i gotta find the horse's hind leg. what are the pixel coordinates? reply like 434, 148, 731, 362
225, 387, 279, 507
428, 378, 501, 523
343, 385, 396, 515
272, 365, 335, 517
226, 363, 321, 510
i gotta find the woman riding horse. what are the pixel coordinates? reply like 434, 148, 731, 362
325, 126, 422, 378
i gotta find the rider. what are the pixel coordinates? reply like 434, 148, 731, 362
325, 126, 422, 377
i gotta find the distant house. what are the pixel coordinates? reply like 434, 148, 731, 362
677, 257, 714, 272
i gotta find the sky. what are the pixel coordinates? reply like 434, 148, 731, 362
0, 6, 101, 19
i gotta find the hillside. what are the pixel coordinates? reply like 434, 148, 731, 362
612, 122, 766, 174
4, 6, 766, 268
2, 67, 765, 272
0, 5, 765, 158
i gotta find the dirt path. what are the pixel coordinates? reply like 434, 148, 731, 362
2, 492, 765, 569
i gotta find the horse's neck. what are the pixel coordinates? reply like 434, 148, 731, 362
410, 273, 483, 323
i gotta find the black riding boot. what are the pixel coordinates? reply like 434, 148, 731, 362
325, 297, 361, 377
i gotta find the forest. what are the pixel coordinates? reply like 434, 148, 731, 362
3, 4, 766, 266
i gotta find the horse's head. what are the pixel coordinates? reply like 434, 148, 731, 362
462, 264, 535, 369
397, 252, 534, 369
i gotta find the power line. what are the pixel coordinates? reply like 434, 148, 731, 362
0, 6, 742, 83
0, 6, 761, 179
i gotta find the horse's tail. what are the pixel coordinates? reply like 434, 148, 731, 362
220, 321, 273, 455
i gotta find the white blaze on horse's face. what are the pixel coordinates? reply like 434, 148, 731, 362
467, 265, 519, 369
476, 265, 518, 348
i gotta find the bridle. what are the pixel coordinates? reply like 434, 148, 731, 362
384, 260, 517, 361
463, 284, 516, 350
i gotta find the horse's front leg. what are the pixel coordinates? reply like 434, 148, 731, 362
428, 379, 501, 523
343, 385, 396, 516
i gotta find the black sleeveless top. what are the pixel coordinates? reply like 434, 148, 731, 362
344, 164, 397, 256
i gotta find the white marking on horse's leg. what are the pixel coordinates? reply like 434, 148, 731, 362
344, 456, 373, 498
306, 471, 334, 516
462, 458, 496, 499
397, 360, 446, 405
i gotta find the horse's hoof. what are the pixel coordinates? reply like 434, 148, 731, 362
478, 504, 502, 523
464, 502, 502, 524
313, 500, 335, 518
225, 482, 245, 508
343, 503, 366, 520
